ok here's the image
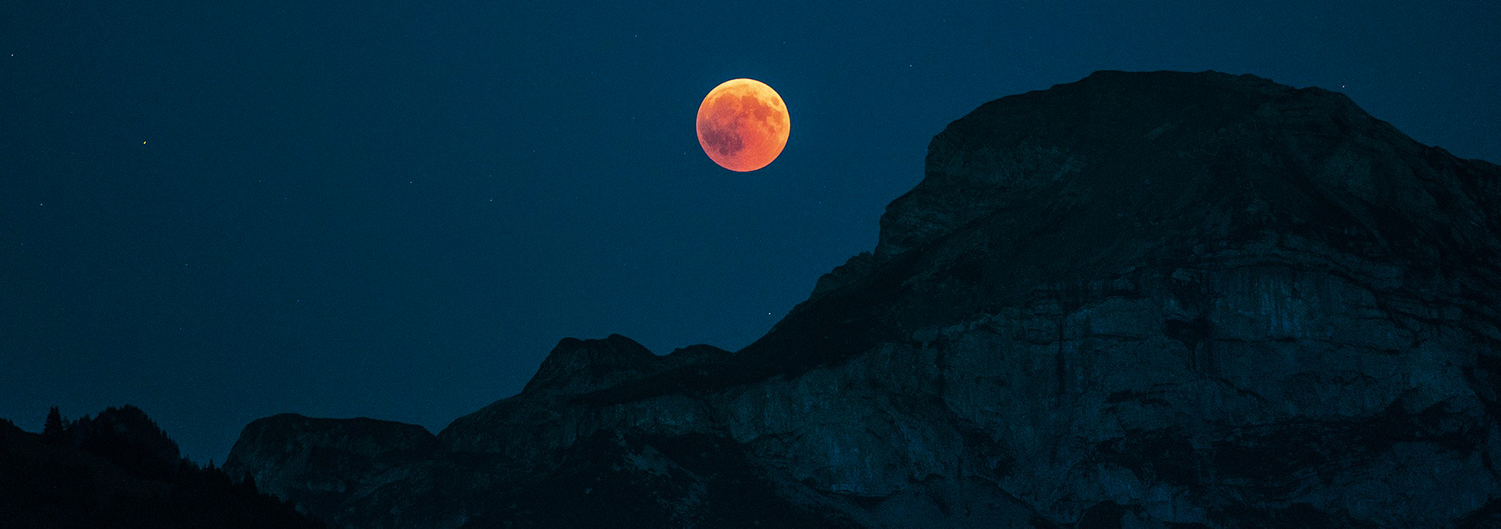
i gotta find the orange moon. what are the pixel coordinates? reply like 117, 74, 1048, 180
696, 78, 790, 172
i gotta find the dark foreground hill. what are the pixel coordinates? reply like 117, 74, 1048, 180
0, 406, 322, 528
226, 71, 1501, 528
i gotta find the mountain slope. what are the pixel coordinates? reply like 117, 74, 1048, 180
227, 70, 1501, 528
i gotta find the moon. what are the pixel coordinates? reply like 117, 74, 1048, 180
696, 78, 790, 172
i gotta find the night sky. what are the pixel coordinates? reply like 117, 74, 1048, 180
3, 1, 1498, 463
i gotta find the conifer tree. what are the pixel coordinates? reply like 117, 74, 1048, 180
42, 406, 65, 445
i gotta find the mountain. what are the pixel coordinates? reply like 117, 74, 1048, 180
224, 70, 1501, 528
0, 406, 323, 528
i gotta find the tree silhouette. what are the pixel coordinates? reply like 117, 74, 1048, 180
5, 405, 326, 528
42, 406, 65, 446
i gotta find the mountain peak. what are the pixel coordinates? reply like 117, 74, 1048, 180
522, 334, 659, 394
874, 69, 1496, 265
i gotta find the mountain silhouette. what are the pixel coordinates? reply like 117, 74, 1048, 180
224, 71, 1501, 528
0, 406, 323, 528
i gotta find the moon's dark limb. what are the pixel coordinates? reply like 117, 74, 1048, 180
698, 91, 748, 157
700, 121, 745, 157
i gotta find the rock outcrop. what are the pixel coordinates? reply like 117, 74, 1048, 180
225, 70, 1501, 528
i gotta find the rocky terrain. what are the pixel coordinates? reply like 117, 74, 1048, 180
225, 70, 1501, 528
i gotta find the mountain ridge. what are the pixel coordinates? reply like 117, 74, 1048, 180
226, 70, 1501, 528
0, 406, 324, 528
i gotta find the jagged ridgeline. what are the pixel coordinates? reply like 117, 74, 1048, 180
226, 71, 1501, 528
0, 405, 323, 528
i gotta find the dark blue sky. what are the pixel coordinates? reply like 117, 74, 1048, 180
3, 0, 1498, 462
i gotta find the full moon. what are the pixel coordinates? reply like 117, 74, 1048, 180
696, 78, 790, 172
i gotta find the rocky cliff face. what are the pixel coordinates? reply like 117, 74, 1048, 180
225, 70, 1501, 528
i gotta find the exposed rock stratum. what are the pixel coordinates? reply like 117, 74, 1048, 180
225, 71, 1501, 528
